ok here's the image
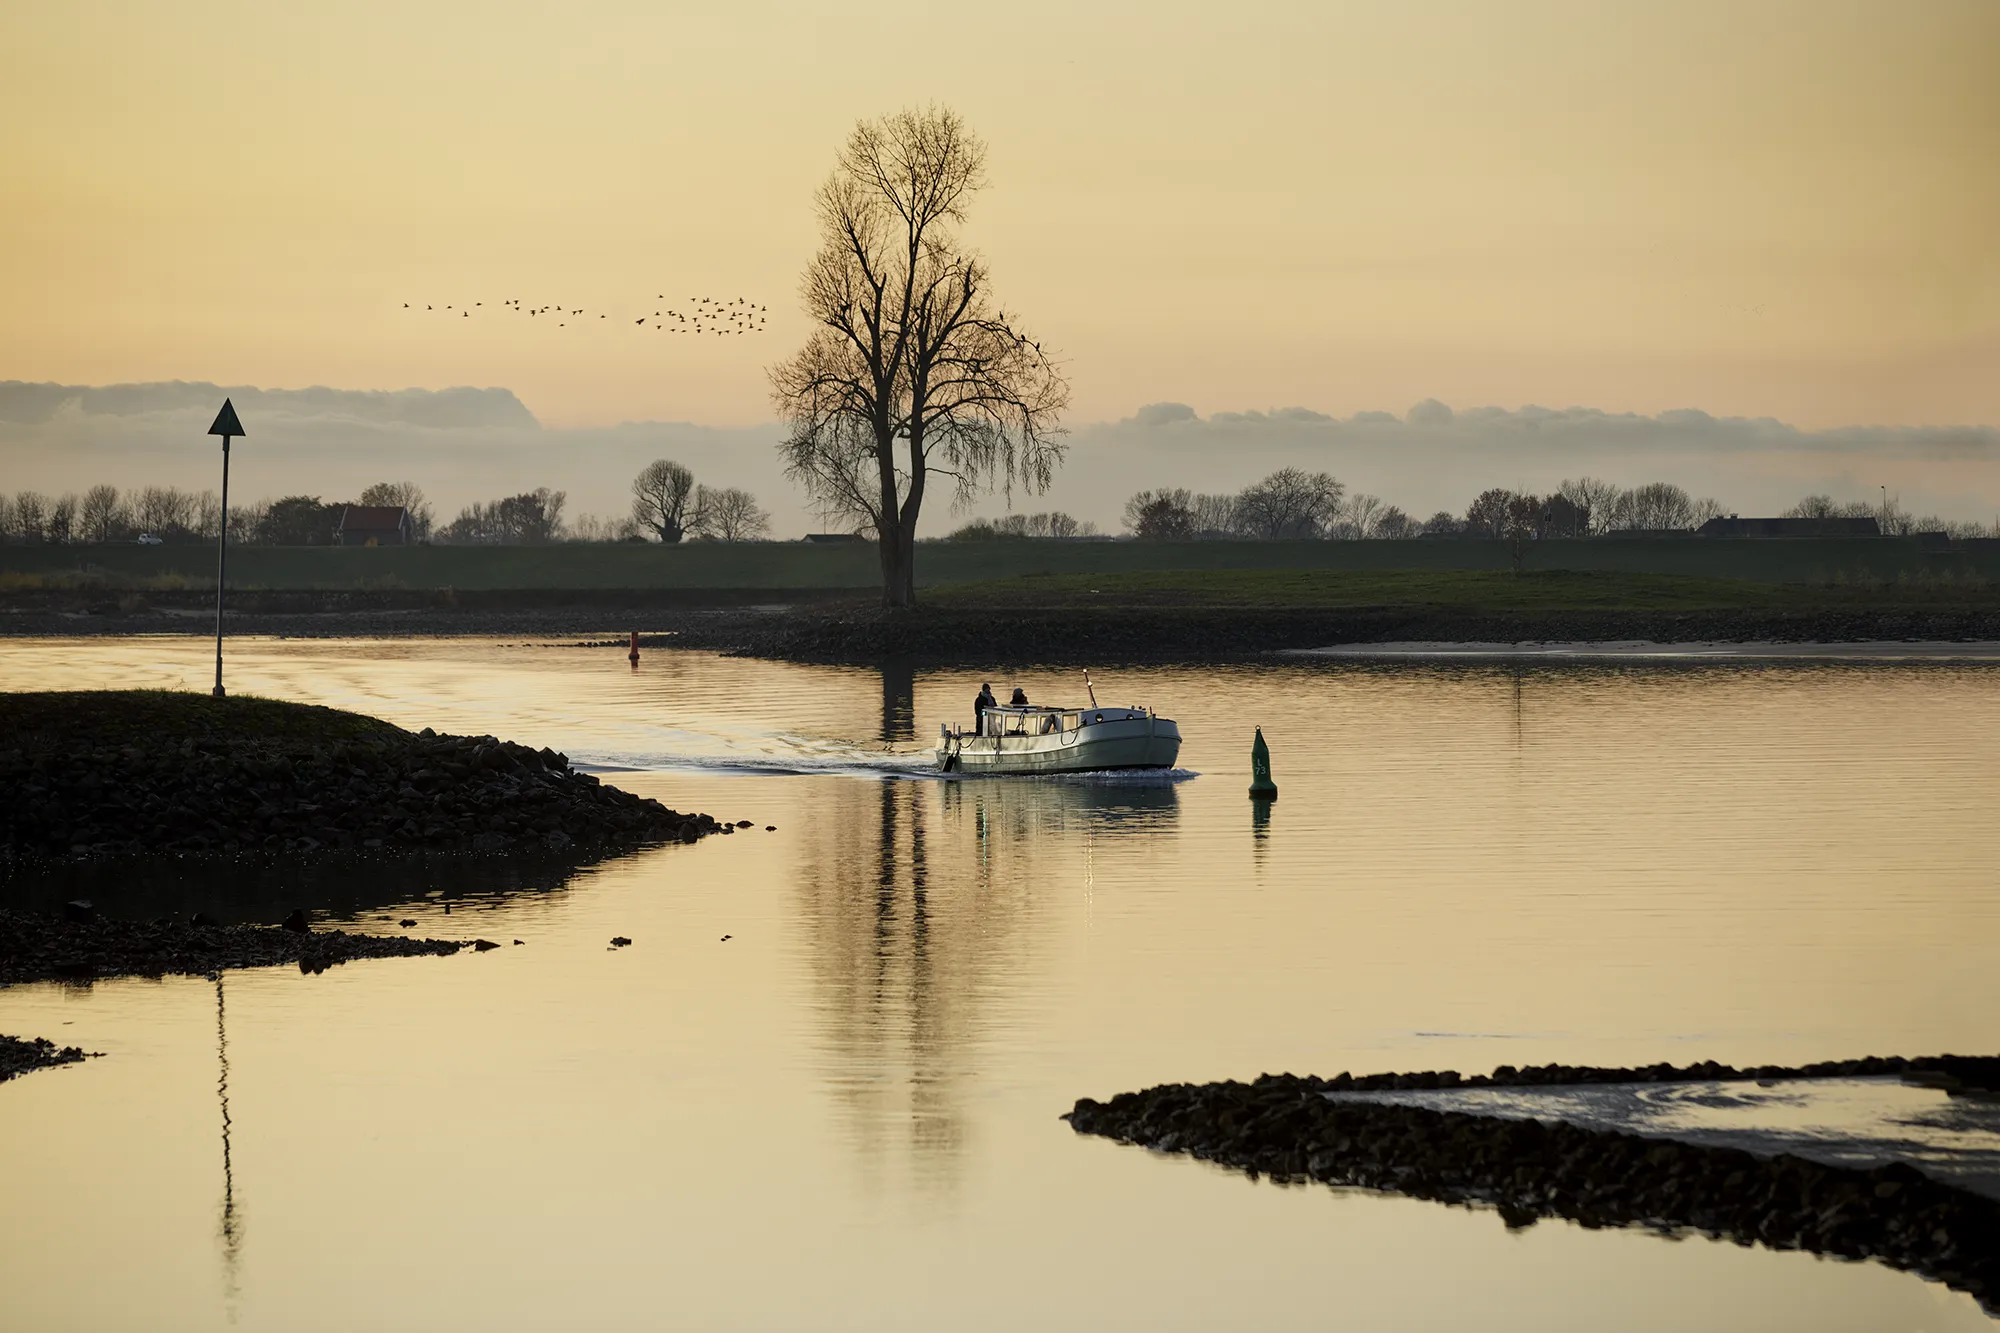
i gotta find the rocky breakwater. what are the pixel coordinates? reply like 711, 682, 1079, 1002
0, 907, 466, 984
0, 691, 727, 866
1066, 1070, 2000, 1312
0, 1032, 94, 1082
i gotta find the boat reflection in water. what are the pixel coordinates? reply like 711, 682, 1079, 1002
790, 773, 1182, 1190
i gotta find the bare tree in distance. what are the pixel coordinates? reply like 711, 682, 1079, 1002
1557, 477, 1621, 535
79, 485, 122, 542
1123, 488, 1195, 539
12, 492, 49, 543
1333, 492, 1385, 540
691, 486, 772, 541
1782, 494, 1839, 520
1189, 492, 1238, 537
631, 459, 698, 543
770, 105, 1070, 607
1373, 506, 1418, 539
1688, 496, 1726, 528
1234, 468, 1344, 539
1611, 482, 1695, 531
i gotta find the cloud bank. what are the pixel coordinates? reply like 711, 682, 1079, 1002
3, 381, 1996, 538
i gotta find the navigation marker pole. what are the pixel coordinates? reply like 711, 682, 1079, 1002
207, 399, 244, 697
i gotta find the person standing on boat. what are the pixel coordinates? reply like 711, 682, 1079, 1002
974, 682, 996, 732
1009, 687, 1029, 706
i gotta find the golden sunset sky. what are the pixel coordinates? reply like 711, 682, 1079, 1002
4, 0, 1995, 430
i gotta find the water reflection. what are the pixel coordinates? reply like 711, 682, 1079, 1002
878, 658, 917, 745
792, 774, 1181, 1188
0, 850, 608, 925
939, 777, 1182, 846
215, 976, 242, 1320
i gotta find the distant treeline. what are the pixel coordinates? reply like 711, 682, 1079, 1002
1107, 470, 1995, 542
1, 459, 776, 547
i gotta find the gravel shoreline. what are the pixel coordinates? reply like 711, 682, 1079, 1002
1066, 1064, 2000, 1312
0, 908, 468, 985
2, 692, 729, 870
0, 1032, 95, 1082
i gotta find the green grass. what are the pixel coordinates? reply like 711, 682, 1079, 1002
0, 690, 406, 754
923, 568, 2000, 613
3, 535, 1996, 593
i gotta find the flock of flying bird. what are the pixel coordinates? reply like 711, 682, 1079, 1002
402, 294, 769, 337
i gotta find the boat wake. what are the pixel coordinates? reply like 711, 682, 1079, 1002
571, 745, 1198, 785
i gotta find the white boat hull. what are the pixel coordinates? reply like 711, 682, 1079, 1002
938, 714, 1181, 775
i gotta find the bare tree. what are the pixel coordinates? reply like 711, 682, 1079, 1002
1373, 506, 1418, 539
46, 493, 78, 544
1688, 496, 1726, 528
769, 106, 1069, 607
358, 481, 435, 541
79, 485, 122, 542
1611, 481, 1695, 531
1333, 492, 1385, 539
1235, 468, 1344, 539
691, 486, 772, 541
1782, 494, 1839, 519
12, 491, 48, 543
1557, 477, 1621, 535
1189, 492, 1238, 537
631, 459, 698, 543
1123, 488, 1193, 538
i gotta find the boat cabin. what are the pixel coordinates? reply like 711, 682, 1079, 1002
960, 704, 1149, 739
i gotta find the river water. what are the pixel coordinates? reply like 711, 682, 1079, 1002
3, 637, 1998, 1331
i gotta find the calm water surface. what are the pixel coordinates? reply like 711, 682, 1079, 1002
3, 637, 1998, 1331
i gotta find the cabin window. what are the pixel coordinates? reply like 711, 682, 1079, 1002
1062, 713, 1080, 731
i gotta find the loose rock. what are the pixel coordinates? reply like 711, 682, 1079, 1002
0, 1033, 96, 1083
1066, 1068, 2000, 1313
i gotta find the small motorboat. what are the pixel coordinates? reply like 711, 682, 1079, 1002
937, 678, 1181, 775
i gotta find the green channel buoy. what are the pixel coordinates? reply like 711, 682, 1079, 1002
1249, 727, 1277, 800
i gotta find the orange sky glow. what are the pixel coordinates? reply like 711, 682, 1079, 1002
3, 0, 1996, 431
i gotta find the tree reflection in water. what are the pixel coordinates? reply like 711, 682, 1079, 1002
792, 770, 1179, 1191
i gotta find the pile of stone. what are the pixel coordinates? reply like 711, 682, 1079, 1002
1321, 1054, 1914, 1091
0, 1033, 93, 1083
2, 728, 725, 864
0, 907, 466, 985
1066, 1071, 1999, 1311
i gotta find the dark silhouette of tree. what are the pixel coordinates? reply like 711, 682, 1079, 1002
1464, 488, 1515, 538
257, 496, 340, 546
79, 485, 123, 543
690, 486, 771, 541
1557, 477, 1620, 535
631, 459, 698, 543
1235, 468, 1344, 539
1424, 511, 1464, 537
1123, 488, 1195, 539
769, 105, 1069, 607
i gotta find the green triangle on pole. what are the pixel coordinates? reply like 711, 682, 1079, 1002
208, 398, 244, 439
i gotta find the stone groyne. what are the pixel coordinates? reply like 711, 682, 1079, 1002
1066, 1068, 1999, 1312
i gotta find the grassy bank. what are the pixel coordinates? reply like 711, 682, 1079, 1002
4, 534, 1996, 593
733, 569, 2000, 662
925, 568, 2000, 612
